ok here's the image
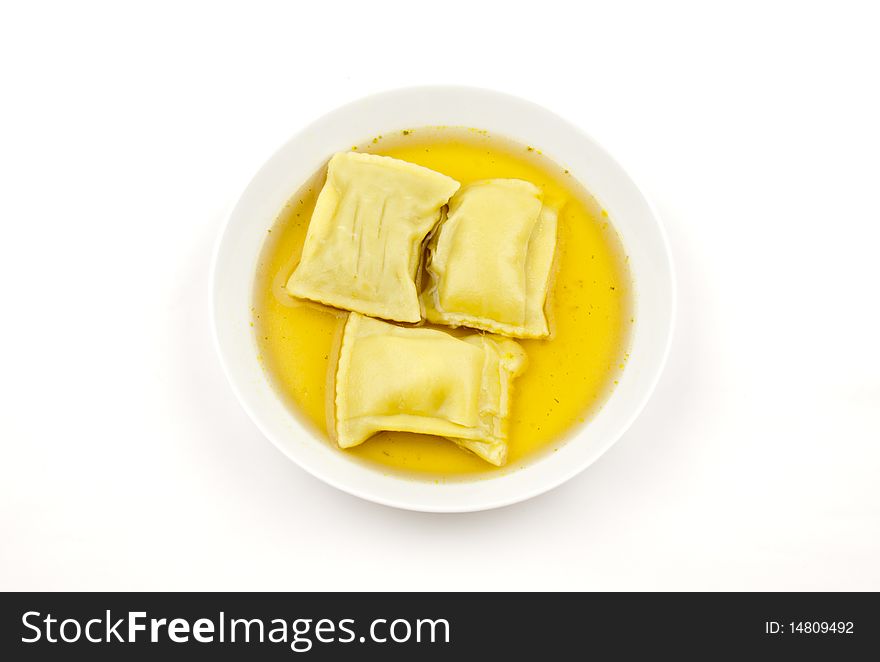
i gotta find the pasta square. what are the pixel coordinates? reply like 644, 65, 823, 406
287, 152, 460, 323
334, 313, 527, 466
422, 179, 558, 338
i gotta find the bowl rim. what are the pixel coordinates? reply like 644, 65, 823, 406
211, 85, 676, 512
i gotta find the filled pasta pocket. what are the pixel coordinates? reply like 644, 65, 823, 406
287, 152, 460, 323
334, 313, 527, 466
421, 179, 558, 339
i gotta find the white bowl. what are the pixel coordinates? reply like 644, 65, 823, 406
212, 86, 675, 512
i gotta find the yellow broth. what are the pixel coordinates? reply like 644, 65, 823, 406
253, 128, 632, 478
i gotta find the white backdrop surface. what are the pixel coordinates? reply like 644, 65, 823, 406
1, 1, 878, 590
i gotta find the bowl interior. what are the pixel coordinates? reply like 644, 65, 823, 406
212, 87, 674, 512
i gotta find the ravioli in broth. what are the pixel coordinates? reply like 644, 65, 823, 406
253, 128, 632, 478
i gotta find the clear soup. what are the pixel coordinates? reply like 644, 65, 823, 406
254, 127, 632, 478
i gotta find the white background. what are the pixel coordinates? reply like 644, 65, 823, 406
2, 1, 878, 591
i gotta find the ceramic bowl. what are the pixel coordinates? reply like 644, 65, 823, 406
212, 86, 675, 512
